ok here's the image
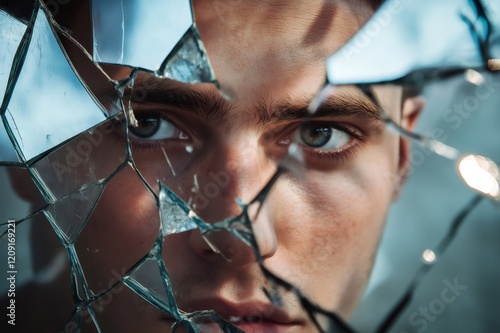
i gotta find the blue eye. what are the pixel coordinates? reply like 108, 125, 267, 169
296, 123, 350, 149
128, 115, 187, 140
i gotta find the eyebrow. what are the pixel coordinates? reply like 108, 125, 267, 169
259, 92, 382, 125
128, 79, 382, 126
128, 82, 233, 126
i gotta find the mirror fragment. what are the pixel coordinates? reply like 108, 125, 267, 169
4, 8, 107, 161
326, 0, 497, 85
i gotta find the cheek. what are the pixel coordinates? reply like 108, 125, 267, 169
76, 167, 160, 290
266, 140, 398, 311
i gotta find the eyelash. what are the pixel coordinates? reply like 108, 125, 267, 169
127, 112, 191, 150
301, 142, 360, 163
287, 122, 365, 163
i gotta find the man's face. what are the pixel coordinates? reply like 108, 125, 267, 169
30, 0, 413, 332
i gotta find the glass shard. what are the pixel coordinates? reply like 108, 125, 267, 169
91, 0, 217, 84
0, 120, 20, 163
483, 0, 500, 59
91, 284, 171, 333
123, 256, 179, 319
2, 8, 107, 161
0, 9, 27, 105
28, 117, 127, 202
74, 164, 160, 294
0, 10, 27, 163
326, 0, 499, 85
161, 27, 217, 84
67, 306, 101, 333
56, 32, 124, 118
67, 243, 94, 302
159, 181, 200, 235
43, 183, 105, 245
91, 0, 191, 72
159, 179, 260, 261
0, 212, 73, 332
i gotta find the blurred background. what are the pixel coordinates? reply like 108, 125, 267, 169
351, 73, 500, 333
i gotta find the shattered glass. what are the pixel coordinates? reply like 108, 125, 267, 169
43, 182, 105, 245
1, 7, 111, 162
0, 115, 19, 163
325, 0, 500, 85
91, 0, 217, 84
1, 0, 500, 332
29, 118, 128, 202
0, 10, 25, 164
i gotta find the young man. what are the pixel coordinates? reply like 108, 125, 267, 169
3, 0, 422, 331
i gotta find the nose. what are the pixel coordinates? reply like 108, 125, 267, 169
187, 134, 278, 266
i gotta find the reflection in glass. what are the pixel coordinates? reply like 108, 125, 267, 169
91, 0, 217, 84
0, 120, 19, 163
2, 8, 107, 162
43, 183, 105, 245
29, 117, 127, 202
326, 0, 499, 86
91, 0, 192, 71
0, 9, 26, 102
0, 9, 27, 163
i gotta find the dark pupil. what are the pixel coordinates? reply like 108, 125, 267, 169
129, 117, 160, 138
300, 124, 331, 147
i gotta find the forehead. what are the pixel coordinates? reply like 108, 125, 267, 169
193, 0, 375, 98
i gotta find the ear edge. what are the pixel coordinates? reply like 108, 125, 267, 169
392, 95, 425, 201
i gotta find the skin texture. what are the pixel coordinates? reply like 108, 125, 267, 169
4, 0, 422, 332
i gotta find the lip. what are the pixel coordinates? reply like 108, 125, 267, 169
174, 297, 306, 332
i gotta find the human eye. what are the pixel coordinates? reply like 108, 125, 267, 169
128, 112, 189, 142
292, 122, 363, 162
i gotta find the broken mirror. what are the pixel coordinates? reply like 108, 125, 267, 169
1, 0, 500, 332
